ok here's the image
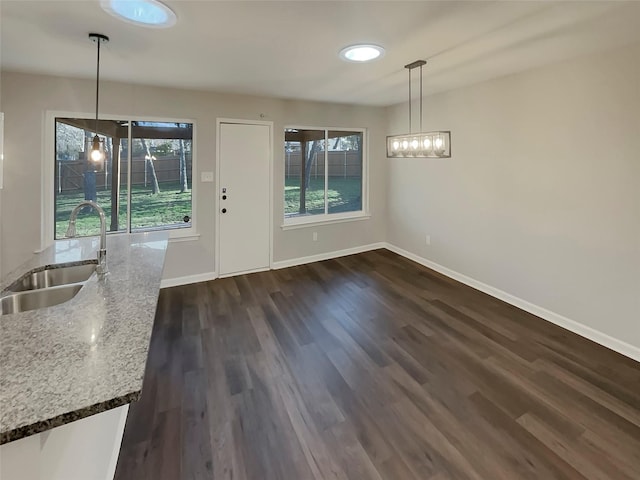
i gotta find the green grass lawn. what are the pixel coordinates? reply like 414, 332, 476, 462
285, 177, 362, 216
57, 178, 358, 238
55, 182, 192, 238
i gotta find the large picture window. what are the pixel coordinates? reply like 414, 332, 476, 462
284, 127, 365, 224
54, 118, 193, 239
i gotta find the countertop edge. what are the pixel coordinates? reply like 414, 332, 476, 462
0, 389, 141, 445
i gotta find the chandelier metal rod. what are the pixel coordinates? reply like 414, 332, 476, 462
420, 63, 423, 134
408, 66, 412, 134
404, 60, 426, 135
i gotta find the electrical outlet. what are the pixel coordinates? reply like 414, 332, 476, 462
200, 171, 214, 182
313, 231, 318, 241
425, 234, 431, 246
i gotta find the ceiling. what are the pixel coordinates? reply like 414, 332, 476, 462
2, 1, 640, 107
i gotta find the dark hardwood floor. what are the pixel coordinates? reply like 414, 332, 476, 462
114, 249, 640, 480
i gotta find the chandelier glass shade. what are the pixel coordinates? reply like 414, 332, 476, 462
387, 131, 450, 158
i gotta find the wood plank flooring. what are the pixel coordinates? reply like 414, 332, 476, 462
114, 249, 640, 480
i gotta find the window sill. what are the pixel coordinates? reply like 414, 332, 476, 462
49, 229, 200, 247
131, 225, 198, 242
168, 231, 200, 242
281, 214, 371, 231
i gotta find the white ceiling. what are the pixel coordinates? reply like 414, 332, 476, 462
2, 1, 640, 107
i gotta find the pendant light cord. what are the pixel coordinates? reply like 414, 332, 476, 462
95, 37, 101, 136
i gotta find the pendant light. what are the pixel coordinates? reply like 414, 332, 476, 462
88, 33, 109, 172
387, 60, 451, 158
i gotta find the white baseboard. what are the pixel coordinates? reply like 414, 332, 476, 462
160, 271, 218, 289
384, 243, 640, 363
272, 242, 386, 270
160, 242, 385, 287
218, 266, 270, 279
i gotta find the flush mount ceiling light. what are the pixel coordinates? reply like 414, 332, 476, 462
100, 0, 177, 28
339, 44, 385, 63
387, 60, 451, 158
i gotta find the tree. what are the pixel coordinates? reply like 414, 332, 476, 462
140, 138, 160, 194
334, 134, 361, 151
304, 140, 322, 189
56, 122, 84, 160
179, 139, 189, 193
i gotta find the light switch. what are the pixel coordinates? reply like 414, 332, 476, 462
200, 171, 214, 182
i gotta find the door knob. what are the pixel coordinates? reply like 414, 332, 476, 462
222, 195, 227, 200
221, 208, 227, 213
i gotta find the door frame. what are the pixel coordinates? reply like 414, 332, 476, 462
215, 118, 274, 277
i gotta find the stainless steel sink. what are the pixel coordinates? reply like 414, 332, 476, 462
0, 260, 98, 316
5, 261, 97, 293
0, 283, 84, 315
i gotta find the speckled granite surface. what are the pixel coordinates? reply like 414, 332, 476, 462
0, 232, 168, 444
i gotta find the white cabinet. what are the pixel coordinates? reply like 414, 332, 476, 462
0, 405, 128, 480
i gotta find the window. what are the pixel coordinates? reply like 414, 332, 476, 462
54, 118, 193, 239
284, 127, 365, 224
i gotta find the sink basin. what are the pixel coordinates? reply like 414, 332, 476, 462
0, 261, 97, 316
5, 261, 97, 293
0, 284, 84, 315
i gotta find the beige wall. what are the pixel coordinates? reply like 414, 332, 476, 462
386, 42, 640, 349
2, 42, 638, 353
0, 72, 387, 280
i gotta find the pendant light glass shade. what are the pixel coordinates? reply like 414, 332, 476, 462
387, 60, 451, 159
89, 134, 106, 166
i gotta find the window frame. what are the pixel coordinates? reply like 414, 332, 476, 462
282, 125, 368, 229
43, 111, 197, 250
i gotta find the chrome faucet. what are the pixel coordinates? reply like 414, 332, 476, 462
66, 201, 108, 276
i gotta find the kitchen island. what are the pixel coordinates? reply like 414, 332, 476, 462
0, 232, 168, 479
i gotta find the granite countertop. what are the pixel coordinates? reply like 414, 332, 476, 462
0, 232, 168, 444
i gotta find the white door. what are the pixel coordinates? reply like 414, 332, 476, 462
218, 122, 271, 276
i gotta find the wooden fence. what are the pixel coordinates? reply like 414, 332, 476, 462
57, 155, 192, 192
285, 151, 362, 179
57, 151, 360, 192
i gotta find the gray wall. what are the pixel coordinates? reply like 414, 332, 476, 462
0, 72, 387, 280
386, 42, 640, 349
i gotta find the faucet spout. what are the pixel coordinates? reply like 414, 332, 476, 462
67, 200, 108, 276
